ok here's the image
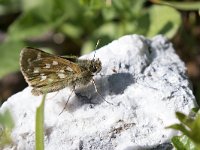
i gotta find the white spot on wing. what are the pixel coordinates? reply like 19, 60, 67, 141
59, 70, 65, 73
66, 66, 73, 72
27, 58, 31, 65
37, 52, 41, 59
40, 75, 47, 81
33, 68, 40, 73
58, 73, 66, 79
45, 64, 51, 68
52, 61, 58, 65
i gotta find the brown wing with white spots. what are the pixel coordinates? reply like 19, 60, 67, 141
20, 47, 82, 95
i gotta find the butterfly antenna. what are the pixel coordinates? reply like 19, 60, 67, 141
92, 79, 115, 105
92, 39, 100, 60
59, 87, 75, 115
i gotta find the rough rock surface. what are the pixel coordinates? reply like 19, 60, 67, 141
1, 35, 196, 150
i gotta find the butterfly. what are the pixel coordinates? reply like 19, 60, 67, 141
20, 47, 102, 96
20, 47, 114, 114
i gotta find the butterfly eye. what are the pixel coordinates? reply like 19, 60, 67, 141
91, 64, 97, 72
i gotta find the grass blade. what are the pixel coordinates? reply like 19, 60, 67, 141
35, 94, 46, 150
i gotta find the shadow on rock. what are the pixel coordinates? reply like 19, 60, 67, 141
65, 72, 135, 112
107, 72, 134, 95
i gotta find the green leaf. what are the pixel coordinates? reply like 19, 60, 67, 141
176, 112, 194, 129
171, 135, 199, 150
81, 40, 95, 54
7, 0, 80, 41
0, 109, 14, 148
94, 22, 119, 39
169, 111, 200, 149
167, 123, 190, 137
191, 114, 200, 144
0, 41, 25, 78
60, 23, 83, 39
0, 110, 14, 131
21, 0, 45, 11
152, 0, 200, 11
147, 5, 181, 38
0, 0, 21, 14
35, 94, 46, 150
113, 0, 146, 15
79, 0, 109, 9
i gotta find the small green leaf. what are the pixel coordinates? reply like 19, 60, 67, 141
176, 112, 194, 129
94, 22, 118, 39
60, 23, 83, 39
171, 135, 198, 150
0, 41, 25, 78
113, 0, 146, 15
0, 0, 21, 15
81, 40, 95, 54
79, 0, 108, 9
21, 0, 45, 11
7, 9, 67, 41
7, 0, 80, 41
0, 109, 14, 148
147, 5, 181, 38
191, 114, 200, 144
152, 0, 200, 11
168, 111, 200, 149
167, 123, 190, 137
0, 110, 14, 131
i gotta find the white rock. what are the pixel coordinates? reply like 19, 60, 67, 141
1, 35, 196, 150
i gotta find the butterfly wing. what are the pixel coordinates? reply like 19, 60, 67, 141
20, 47, 82, 95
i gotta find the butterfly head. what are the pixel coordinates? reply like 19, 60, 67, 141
90, 58, 102, 74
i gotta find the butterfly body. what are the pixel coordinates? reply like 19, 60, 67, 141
20, 47, 102, 95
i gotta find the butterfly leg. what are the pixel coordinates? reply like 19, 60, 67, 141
91, 79, 113, 105
59, 86, 75, 115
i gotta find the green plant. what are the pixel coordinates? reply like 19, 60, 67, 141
151, 0, 200, 11
0, 109, 14, 148
168, 111, 200, 150
35, 94, 46, 150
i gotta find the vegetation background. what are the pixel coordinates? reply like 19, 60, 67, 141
0, 0, 200, 149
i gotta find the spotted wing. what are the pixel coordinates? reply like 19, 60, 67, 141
20, 47, 82, 95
